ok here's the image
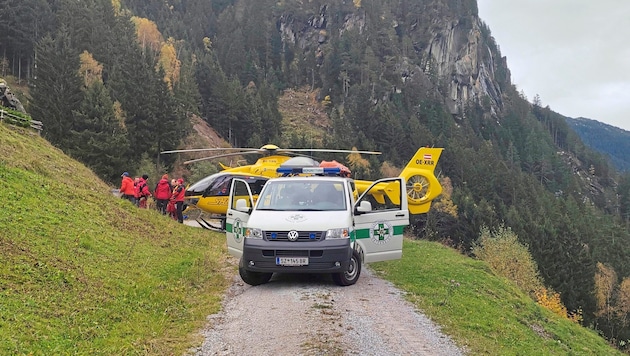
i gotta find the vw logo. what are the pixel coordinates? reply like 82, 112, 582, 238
287, 230, 299, 242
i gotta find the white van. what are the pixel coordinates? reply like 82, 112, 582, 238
225, 169, 409, 286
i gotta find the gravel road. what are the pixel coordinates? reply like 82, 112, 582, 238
190, 258, 465, 356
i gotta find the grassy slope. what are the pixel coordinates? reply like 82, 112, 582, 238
372, 240, 620, 355
0, 122, 620, 355
0, 124, 230, 355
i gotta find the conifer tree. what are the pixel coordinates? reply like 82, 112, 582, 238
0, 0, 53, 80
70, 80, 129, 183
30, 29, 84, 151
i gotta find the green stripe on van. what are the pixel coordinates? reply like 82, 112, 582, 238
355, 225, 406, 239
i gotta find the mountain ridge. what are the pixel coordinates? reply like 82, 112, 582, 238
565, 116, 630, 172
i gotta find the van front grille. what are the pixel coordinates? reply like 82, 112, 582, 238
264, 231, 323, 242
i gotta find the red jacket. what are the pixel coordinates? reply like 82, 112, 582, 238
154, 179, 172, 200
171, 184, 186, 202
120, 176, 135, 196
133, 179, 141, 198
137, 178, 151, 198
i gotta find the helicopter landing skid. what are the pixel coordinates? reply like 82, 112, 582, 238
197, 217, 226, 232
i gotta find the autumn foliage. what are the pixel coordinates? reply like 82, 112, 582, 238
473, 226, 580, 322
78, 51, 103, 87
131, 17, 181, 90
594, 262, 630, 339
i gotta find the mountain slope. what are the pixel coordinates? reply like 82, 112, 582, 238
0, 123, 230, 354
566, 117, 630, 172
374, 240, 621, 355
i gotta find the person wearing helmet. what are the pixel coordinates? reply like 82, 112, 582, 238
119, 172, 135, 203
171, 178, 186, 223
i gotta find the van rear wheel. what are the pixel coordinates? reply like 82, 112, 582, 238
332, 249, 361, 286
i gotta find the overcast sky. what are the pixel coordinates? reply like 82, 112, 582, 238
476, 1, 630, 132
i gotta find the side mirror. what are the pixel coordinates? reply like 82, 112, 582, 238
356, 200, 372, 213
236, 198, 250, 212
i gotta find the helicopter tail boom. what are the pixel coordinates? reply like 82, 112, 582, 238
355, 147, 443, 215
399, 147, 443, 214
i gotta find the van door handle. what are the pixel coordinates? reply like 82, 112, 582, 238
395, 213, 405, 217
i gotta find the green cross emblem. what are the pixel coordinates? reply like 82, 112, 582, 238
373, 223, 388, 241
233, 218, 243, 243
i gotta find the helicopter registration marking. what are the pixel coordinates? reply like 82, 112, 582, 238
212, 197, 229, 206
415, 159, 435, 166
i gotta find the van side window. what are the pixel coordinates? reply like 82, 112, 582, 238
360, 180, 403, 212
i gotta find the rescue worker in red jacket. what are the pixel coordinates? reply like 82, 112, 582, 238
171, 178, 186, 223
154, 174, 172, 214
119, 172, 135, 203
137, 174, 152, 208
133, 177, 141, 206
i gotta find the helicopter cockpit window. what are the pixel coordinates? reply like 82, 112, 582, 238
205, 175, 232, 196
256, 181, 346, 211
187, 173, 222, 195
202, 175, 268, 197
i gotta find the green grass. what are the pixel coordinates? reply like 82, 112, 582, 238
0, 124, 230, 355
0, 122, 622, 355
371, 240, 621, 355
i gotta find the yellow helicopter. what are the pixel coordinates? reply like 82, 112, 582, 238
161, 144, 443, 230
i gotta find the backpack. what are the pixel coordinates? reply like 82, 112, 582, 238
155, 180, 171, 199
138, 181, 148, 198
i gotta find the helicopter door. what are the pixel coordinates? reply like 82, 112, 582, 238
353, 177, 409, 263
226, 178, 255, 258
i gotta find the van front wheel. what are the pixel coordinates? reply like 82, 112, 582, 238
239, 266, 273, 286
332, 249, 361, 286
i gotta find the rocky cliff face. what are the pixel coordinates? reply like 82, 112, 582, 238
424, 17, 506, 115
276, 1, 508, 119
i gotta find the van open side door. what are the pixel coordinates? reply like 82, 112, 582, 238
353, 177, 409, 263
226, 178, 255, 258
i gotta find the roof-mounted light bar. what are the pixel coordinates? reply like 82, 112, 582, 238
276, 166, 342, 176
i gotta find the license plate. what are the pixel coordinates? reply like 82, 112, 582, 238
276, 257, 309, 266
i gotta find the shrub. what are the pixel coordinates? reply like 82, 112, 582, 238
472, 225, 544, 296
472, 225, 581, 322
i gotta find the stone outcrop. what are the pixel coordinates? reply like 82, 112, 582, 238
0, 82, 26, 113
423, 17, 506, 116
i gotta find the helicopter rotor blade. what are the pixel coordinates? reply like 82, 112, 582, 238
161, 147, 254, 154
183, 150, 263, 164
165, 144, 381, 165
277, 148, 382, 155
164, 145, 381, 156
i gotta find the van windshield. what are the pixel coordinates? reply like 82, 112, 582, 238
256, 180, 346, 211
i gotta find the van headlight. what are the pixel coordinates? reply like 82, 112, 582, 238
245, 228, 263, 239
326, 228, 350, 239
